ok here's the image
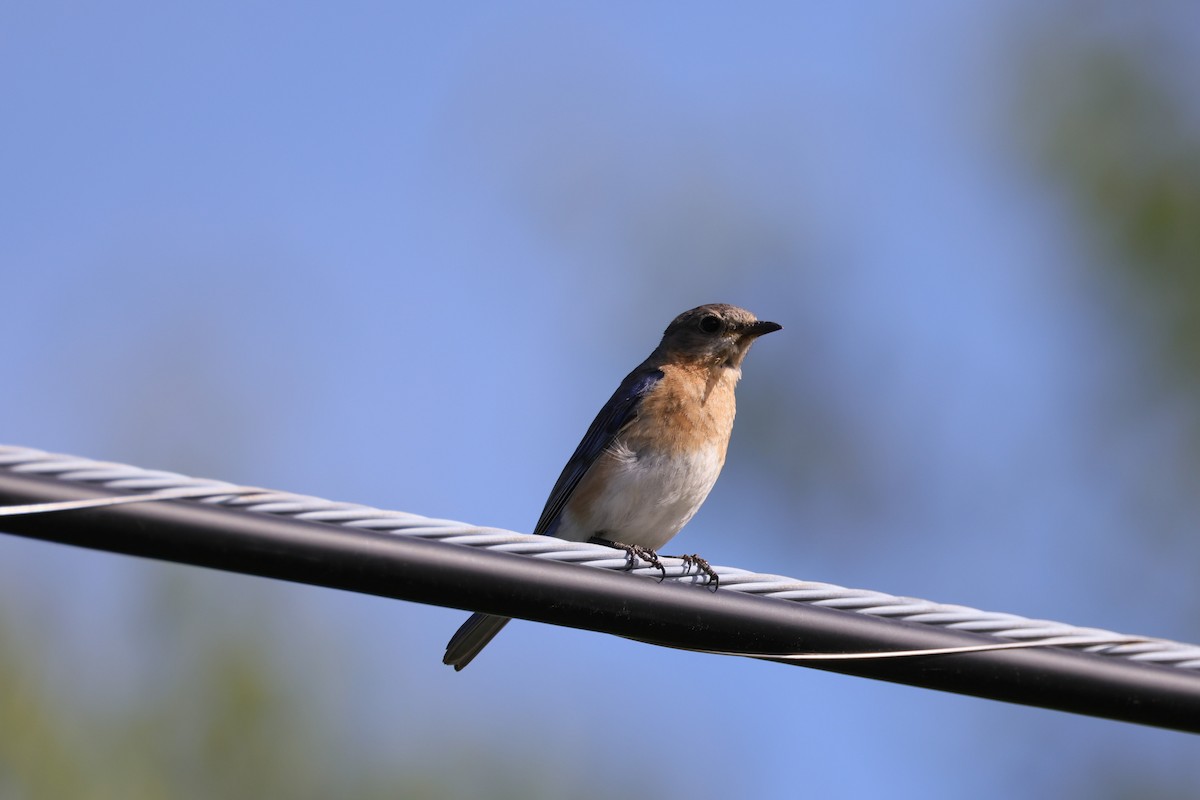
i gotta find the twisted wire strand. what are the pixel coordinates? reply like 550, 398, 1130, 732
3, 445, 1199, 670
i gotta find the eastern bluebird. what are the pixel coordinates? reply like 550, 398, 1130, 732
443, 303, 781, 670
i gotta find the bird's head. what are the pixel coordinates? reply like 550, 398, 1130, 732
658, 303, 781, 370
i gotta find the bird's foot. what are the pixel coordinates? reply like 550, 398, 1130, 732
671, 553, 720, 591
592, 538, 667, 581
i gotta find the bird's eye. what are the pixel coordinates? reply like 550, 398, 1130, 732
698, 314, 722, 334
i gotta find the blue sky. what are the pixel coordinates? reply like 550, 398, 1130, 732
3, 3, 1199, 798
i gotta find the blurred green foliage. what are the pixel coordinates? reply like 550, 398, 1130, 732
1026, 34, 1200, 394
0, 565, 596, 800
0, 574, 448, 800
1018, 16, 1200, 799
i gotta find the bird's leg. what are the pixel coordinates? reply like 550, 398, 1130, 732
589, 536, 667, 581
667, 553, 720, 591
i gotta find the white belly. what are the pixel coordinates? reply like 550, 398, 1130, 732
558, 443, 725, 551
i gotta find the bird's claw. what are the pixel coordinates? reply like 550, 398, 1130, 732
608, 541, 667, 581
589, 537, 715, 588
677, 553, 720, 590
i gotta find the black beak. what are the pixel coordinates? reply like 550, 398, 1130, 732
744, 320, 782, 339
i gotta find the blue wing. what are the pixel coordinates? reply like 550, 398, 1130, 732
533, 366, 663, 537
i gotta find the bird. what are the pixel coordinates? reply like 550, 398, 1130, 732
443, 303, 781, 670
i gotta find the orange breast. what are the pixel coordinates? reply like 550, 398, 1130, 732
557, 362, 742, 547
622, 362, 738, 460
